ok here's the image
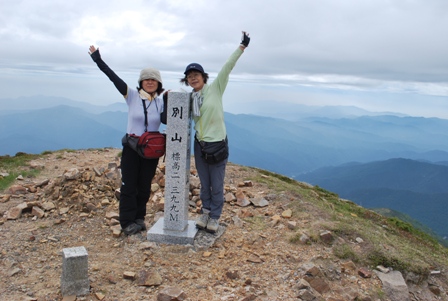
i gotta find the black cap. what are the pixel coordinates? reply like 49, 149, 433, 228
184, 63, 204, 75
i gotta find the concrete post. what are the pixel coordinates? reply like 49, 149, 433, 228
60, 246, 90, 296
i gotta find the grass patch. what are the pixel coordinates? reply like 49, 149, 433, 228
289, 229, 320, 245
256, 169, 296, 184
333, 243, 359, 262
332, 209, 447, 273
388, 217, 414, 233
386, 217, 441, 246
243, 216, 267, 231
289, 232, 303, 244
250, 169, 312, 202
0, 152, 44, 191
366, 248, 417, 273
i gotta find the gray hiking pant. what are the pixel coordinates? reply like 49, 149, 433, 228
194, 139, 227, 220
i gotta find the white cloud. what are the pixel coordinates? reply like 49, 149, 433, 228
71, 10, 185, 48
0, 0, 448, 118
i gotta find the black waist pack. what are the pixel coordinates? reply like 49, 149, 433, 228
197, 136, 229, 164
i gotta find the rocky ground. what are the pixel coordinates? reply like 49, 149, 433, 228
0, 148, 447, 301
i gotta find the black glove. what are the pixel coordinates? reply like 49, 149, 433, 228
240, 31, 250, 47
90, 49, 101, 62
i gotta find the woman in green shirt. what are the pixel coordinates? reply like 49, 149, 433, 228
180, 31, 250, 233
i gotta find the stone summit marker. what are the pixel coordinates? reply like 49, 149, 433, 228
147, 92, 198, 245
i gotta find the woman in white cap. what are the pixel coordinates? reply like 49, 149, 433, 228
180, 31, 250, 233
88, 45, 166, 236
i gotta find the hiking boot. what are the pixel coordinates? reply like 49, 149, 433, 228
206, 218, 219, 233
195, 213, 209, 230
135, 219, 147, 231
123, 222, 142, 236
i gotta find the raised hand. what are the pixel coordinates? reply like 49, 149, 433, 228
88, 45, 98, 55
240, 31, 250, 47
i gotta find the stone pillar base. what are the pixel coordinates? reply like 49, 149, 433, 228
147, 219, 198, 245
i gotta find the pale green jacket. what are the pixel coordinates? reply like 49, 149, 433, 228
194, 47, 244, 142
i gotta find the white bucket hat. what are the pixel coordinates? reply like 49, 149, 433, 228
138, 67, 162, 85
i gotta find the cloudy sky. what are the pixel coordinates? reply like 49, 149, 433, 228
1, 0, 448, 118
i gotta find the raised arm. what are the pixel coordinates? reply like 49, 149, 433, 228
214, 31, 251, 93
88, 46, 127, 96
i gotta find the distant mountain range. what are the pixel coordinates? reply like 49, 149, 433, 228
1, 95, 448, 242
299, 158, 448, 241
236, 100, 408, 121
0, 95, 399, 119
226, 113, 448, 178
0, 95, 126, 115
2, 96, 448, 175
0, 105, 124, 155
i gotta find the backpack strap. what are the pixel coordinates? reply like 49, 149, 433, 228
141, 98, 149, 132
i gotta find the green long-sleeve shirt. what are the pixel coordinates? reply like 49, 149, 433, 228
194, 47, 244, 142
